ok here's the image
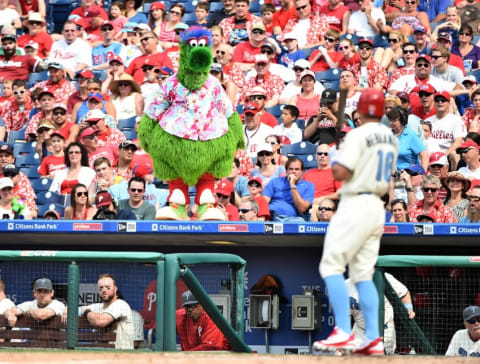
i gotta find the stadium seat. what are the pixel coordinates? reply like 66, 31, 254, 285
281, 141, 317, 156
143, 2, 151, 12
265, 104, 284, 118
210, 2, 223, 12
13, 141, 34, 157
31, 178, 53, 192
118, 116, 137, 130
340, 33, 359, 45
8, 128, 26, 144
182, 12, 197, 25
236, 104, 244, 114
183, 1, 196, 13
37, 203, 65, 218
122, 130, 138, 140
298, 154, 317, 169
16, 153, 41, 167
36, 191, 64, 205
371, 34, 389, 49
26, 71, 49, 89
315, 69, 341, 91
19, 166, 40, 180
296, 119, 306, 130
249, 0, 262, 13
469, 69, 480, 83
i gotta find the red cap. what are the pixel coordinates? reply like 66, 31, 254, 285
150, 1, 165, 11
248, 176, 263, 186
101, 20, 113, 28
85, 5, 101, 17
50, 131, 66, 140
109, 55, 124, 65
418, 83, 436, 94
358, 38, 373, 47
416, 212, 436, 223
458, 139, 480, 150
243, 102, 259, 115
95, 190, 113, 208
77, 69, 94, 79
71, 17, 85, 27
278, 135, 291, 145
79, 127, 98, 140
416, 55, 431, 63
133, 164, 154, 178
434, 91, 450, 102
429, 151, 448, 166
470, 179, 480, 189
216, 179, 234, 196
357, 88, 384, 118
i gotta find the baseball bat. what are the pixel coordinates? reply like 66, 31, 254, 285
335, 80, 348, 147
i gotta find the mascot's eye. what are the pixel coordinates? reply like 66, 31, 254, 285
188, 39, 198, 47
198, 37, 209, 47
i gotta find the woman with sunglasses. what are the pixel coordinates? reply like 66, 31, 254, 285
389, 199, 409, 222
308, 29, 342, 72
64, 183, 97, 220
373, 30, 407, 73
49, 142, 95, 195
156, 3, 185, 49
279, 59, 324, 104
109, 73, 144, 119
451, 24, 480, 72
266, 135, 288, 166
250, 143, 286, 186
441, 171, 470, 222
210, 26, 225, 57
385, 0, 431, 35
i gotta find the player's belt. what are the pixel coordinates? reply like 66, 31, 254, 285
357, 192, 373, 195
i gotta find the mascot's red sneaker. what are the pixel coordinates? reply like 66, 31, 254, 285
156, 189, 188, 220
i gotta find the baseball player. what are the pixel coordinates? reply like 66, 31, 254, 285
313, 89, 398, 355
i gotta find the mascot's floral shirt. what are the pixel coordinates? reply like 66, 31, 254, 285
147, 75, 233, 141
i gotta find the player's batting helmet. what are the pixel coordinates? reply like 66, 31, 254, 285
357, 88, 385, 118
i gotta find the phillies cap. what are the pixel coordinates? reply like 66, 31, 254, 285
416, 213, 436, 223
71, 17, 85, 28
463, 75, 477, 84
0, 144, 13, 155
1, 34, 16, 42
87, 92, 104, 103
34, 278, 53, 290
434, 91, 450, 102
38, 87, 55, 98
79, 127, 98, 139
321, 88, 337, 103
414, 25, 427, 34
216, 179, 234, 196
405, 164, 426, 175
357, 38, 373, 47
357, 88, 384, 118
437, 32, 452, 43
24, 40, 38, 49
300, 70, 315, 82
463, 305, 480, 321
119, 140, 138, 150
248, 86, 267, 97
457, 139, 480, 153
101, 20, 114, 29
255, 54, 269, 64
0, 177, 13, 190
76, 69, 94, 79
210, 63, 223, 73
109, 55, 124, 65
50, 131, 66, 140
150, 1, 165, 11
418, 84, 436, 94
133, 164, 153, 178
429, 151, 448, 166
84, 109, 105, 121
397, 92, 410, 103
248, 176, 263, 185
3, 163, 19, 175
52, 103, 67, 111
157, 66, 173, 76
294, 59, 310, 69
416, 55, 431, 63
182, 290, 199, 306
243, 102, 259, 115
95, 190, 113, 208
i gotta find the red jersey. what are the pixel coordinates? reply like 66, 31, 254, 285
176, 308, 230, 351
272, 6, 297, 31
0, 55, 37, 82
259, 111, 278, 128
70, 5, 109, 34
17, 32, 53, 59
232, 41, 261, 64
38, 155, 66, 176
318, 4, 350, 32
303, 168, 341, 198
126, 52, 174, 84
309, 49, 343, 72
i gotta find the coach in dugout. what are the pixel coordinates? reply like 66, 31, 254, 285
446, 305, 480, 356
4, 278, 65, 326
176, 290, 230, 351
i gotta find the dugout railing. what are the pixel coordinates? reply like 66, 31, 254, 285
0, 250, 251, 352
375, 255, 480, 355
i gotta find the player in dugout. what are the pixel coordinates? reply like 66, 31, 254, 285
176, 290, 231, 351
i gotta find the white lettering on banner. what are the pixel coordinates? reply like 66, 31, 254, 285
306, 226, 326, 233
152, 224, 204, 232
79, 283, 101, 305
0, 61, 23, 67
20, 251, 58, 257
458, 227, 479, 233
13, 223, 58, 230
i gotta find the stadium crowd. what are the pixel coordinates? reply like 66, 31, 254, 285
0, 0, 480, 222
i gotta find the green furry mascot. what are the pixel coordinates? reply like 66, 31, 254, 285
138, 27, 244, 220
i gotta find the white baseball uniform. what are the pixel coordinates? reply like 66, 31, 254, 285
347, 273, 409, 354
425, 113, 466, 152
446, 328, 480, 356
320, 122, 398, 282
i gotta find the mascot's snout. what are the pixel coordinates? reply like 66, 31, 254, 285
188, 46, 212, 71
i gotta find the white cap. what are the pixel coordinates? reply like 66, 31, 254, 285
283, 31, 298, 41
0, 177, 13, 190
84, 109, 105, 121
255, 54, 269, 64
257, 143, 273, 153
294, 59, 310, 69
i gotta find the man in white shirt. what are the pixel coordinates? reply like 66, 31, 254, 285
0, 278, 14, 314
347, 0, 385, 38
457, 140, 480, 179
426, 91, 466, 165
4, 278, 65, 327
48, 21, 92, 80
430, 47, 464, 84
446, 305, 480, 356
79, 273, 133, 350
243, 102, 274, 157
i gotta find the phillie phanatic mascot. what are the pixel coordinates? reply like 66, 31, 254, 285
138, 27, 244, 220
